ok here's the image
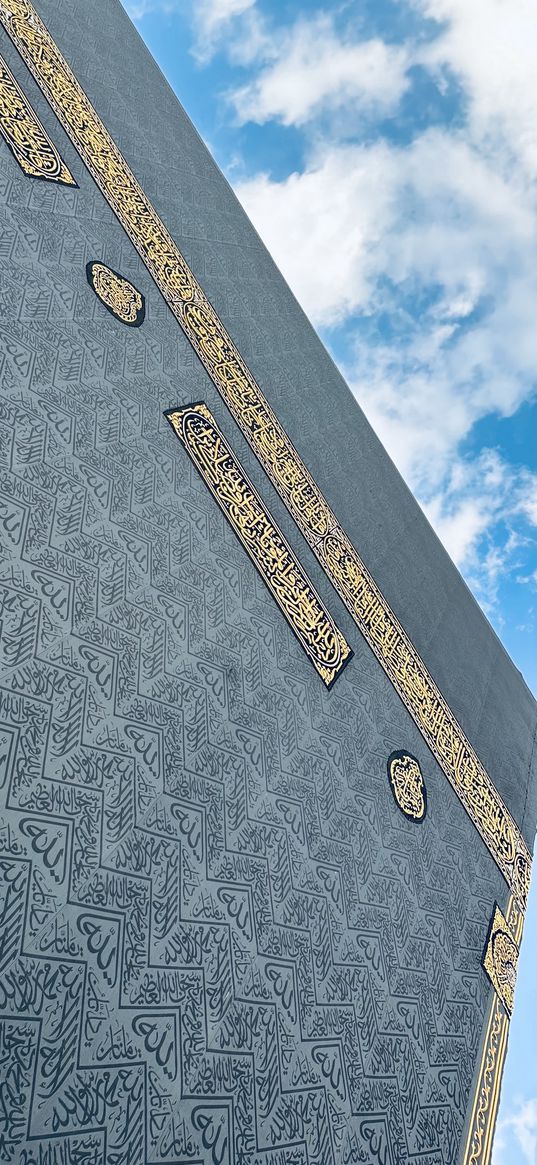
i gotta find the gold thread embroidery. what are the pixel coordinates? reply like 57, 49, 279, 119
482, 903, 519, 1016
0, 51, 75, 183
87, 261, 145, 326
462, 895, 524, 1165
463, 996, 508, 1165
0, 0, 531, 907
387, 750, 427, 821
166, 402, 352, 688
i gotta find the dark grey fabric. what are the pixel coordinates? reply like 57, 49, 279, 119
29, 0, 537, 847
0, 4, 534, 1163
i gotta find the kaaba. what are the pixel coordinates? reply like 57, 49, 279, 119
0, 3, 536, 1164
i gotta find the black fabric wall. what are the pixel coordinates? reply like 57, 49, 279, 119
0, 3, 534, 1162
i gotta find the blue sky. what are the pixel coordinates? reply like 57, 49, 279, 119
122, 1, 537, 1159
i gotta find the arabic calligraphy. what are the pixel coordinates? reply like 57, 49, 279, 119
482, 903, 519, 1016
86, 261, 145, 326
387, 751, 427, 821
0, 52, 75, 184
0, 0, 529, 906
166, 403, 352, 687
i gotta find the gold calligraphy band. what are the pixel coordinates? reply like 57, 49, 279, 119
166, 403, 352, 688
0, 0, 531, 907
462, 895, 523, 1165
0, 51, 75, 183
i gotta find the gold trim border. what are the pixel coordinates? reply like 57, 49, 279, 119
0, 0, 531, 908
461, 896, 523, 1165
462, 996, 508, 1165
166, 402, 352, 688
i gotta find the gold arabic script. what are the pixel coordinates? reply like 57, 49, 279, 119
166, 403, 352, 688
0, 51, 75, 183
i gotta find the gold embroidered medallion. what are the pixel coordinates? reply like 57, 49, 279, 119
165, 403, 352, 689
87, 261, 145, 326
483, 904, 519, 1016
0, 52, 75, 184
388, 750, 427, 821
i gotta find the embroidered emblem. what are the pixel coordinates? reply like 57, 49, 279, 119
0, 53, 76, 184
483, 904, 519, 1016
388, 751, 427, 821
165, 402, 352, 689
86, 262, 145, 326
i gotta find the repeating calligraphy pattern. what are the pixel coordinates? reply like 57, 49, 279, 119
0, 118, 510, 1164
0, 0, 531, 909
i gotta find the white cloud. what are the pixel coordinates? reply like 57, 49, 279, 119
237, 142, 537, 586
521, 480, 537, 527
229, 0, 537, 602
123, 0, 537, 605
124, 0, 163, 17
417, 0, 537, 178
237, 127, 537, 491
422, 475, 497, 567
197, 0, 254, 36
235, 142, 397, 326
228, 0, 535, 610
192, 0, 258, 61
124, 0, 258, 56
493, 1097, 537, 1165
231, 15, 409, 126
420, 452, 534, 600
236, 114, 537, 593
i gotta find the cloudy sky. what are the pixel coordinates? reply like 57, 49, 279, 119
122, 1, 537, 1159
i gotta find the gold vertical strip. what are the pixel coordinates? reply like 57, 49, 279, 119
0, 0, 532, 908
0, 51, 75, 183
462, 893, 525, 1165
165, 403, 352, 688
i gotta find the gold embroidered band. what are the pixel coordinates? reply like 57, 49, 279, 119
462, 896, 523, 1165
0, 0, 531, 908
166, 403, 352, 688
87, 261, 145, 326
0, 51, 75, 183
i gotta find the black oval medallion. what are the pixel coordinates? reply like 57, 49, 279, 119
86, 261, 145, 326
387, 750, 427, 822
